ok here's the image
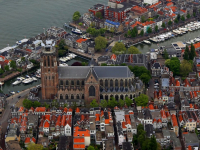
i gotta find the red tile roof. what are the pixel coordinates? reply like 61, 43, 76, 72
73, 144, 85, 149
125, 114, 131, 124
4, 60, 11, 64
131, 21, 141, 28
131, 6, 148, 14
18, 106, 24, 112
184, 79, 191, 87
44, 121, 50, 128
111, 54, 117, 61
175, 80, 180, 86
149, 1, 161, 8
122, 121, 127, 128
76, 107, 80, 113
169, 92, 173, 97
153, 118, 157, 123
76, 38, 87, 43
56, 115, 61, 127
179, 114, 183, 122
190, 104, 193, 108
74, 138, 84, 143
24, 137, 30, 144
0, 56, 5, 60
188, 145, 192, 150
170, 6, 176, 12
180, 9, 186, 13
74, 126, 90, 137
161, 110, 166, 118
35, 107, 46, 112
95, 114, 100, 122
158, 90, 162, 98
149, 104, 154, 110
171, 114, 178, 127
154, 91, 158, 99
167, 2, 173, 6
157, 119, 162, 123
193, 91, 197, 98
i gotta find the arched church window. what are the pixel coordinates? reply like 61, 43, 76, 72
89, 86, 95, 96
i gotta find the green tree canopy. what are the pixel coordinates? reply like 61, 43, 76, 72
189, 44, 196, 60
147, 27, 152, 33
4, 65, 9, 71
128, 46, 141, 54
90, 99, 99, 107
112, 42, 126, 55
168, 57, 180, 76
163, 49, 169, 59
184, 45, 189, 60
135, 94, 148, 106
23, 99, 32, 109
108, 97, 117, 108
140, 29, 144, 36
177, 14, 181, 20
10, 60, 16, 69
161, 22, 166, 28
174, 18, 179, 24
21, 57, 25, 62
131, 66, 151, 77
125, 97, 133, 107
87, 145, 95, 150
187, 13, 191, 19
119, 99, 125, 107
140, 73, 151, 84
95, 12, 102, 19
154, 25, 158, 32
79, 22, 83, 26
0, 68, 4, 74
73, 11, 81, 22
165, 59, 170, 67
95, 36, 107, 51
33, 101, 41, 108
100, 100, 108, 108
27, 143, 43, 150
168, 20, 172, 26
181, 15, 185, 21
141, 16, 146, 23
180, 60, 193, 77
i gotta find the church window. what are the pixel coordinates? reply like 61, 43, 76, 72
71, 94, 74, 99
77, 80, 79, 86
48, 56, 50, 66
71, 81, 74, 86
82, 81, 84, 86
89, 86, 95, 96
60, 80, 63, 86
76, 95, 80, 99
65, 95, 68, 99
66, 80, 69, 86
60, 94, 63, 99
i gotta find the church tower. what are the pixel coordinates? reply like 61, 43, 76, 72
41, 41, 58, 100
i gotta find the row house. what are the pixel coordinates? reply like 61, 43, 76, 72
88, 4, 104, 17
171, 114, 179, 137
178, 111, 196, 132
73, 126, 90, 150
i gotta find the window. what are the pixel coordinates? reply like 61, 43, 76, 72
66, 80, 69, 86
71, 95, 74, 99
77, 80, 80, 86
60, 95, 63, 99
89, 86, 95, 96
60, 80, 63, 86
65, 95, 68, 99
71, 81, 74, 86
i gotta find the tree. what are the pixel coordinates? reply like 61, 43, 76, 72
131, 66, 151, 77
168, 57, 180, 76
27, 143, 43, 150
157, 142, 162, 150
100, 100, 108, 108
137, 124, 144, 133
10, 60, 16, 69
21, 57, 25, 62
149, 136, 157, 150
138, 130, 146, 146
108, 97, 117, 108
141, 16, 146, 23
174, 18, 179, 24
33, 101, 41, 108
90, 99, 99, 107
95, 12, 102, 19
99, 28, 106, 35
177, 14, 181, 21
79, 22, 83, 26
187, 13, 191, 19
155, 25, 158, 32
125, 97, 133, 107
147, 27, 152, 33
193, 12, 196, 17
189, 44, 196, 60
23, 99, 32, 109
95, 36, 107, 51
181, 15, 185, 21
165, 59, 170, 67
112, 42, 126, 55
180, 60, 193, 77
128, 46, 141, 54
161, 22, 166, 28
101, 63, 107, 66
142, 138, 150, 150
73, 11, 81, 22
0, 68, 4, 74
140, 73, 151, 84
119, 99, 125, 107
43, 102, 50, 109
4, 65, 9, 72
163, 49, 169, 59
168, 20, 172, 26
135, 94, 148, 106
184, 46, 189, 60
140, 29, 144, 36
87, 145, 95, 150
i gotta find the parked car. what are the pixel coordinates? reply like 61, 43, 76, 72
18, 96, 21, 99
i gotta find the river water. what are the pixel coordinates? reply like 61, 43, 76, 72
0, 0, 107, 49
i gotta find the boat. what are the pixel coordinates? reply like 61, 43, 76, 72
22, 76, 34, 84
0, 82, 4, 86
10, 91, 15, 95
32, 77, 37, 81
12, 79, 22, 85
36, 74, 41, 78
72, 28, 82, 34
143, 40, 151, 44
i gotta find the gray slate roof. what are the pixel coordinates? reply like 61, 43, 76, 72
58, 66, 133, 79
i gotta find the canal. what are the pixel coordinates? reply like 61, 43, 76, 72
2, 56, 89, 94
135, 28, 200, 53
